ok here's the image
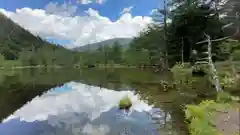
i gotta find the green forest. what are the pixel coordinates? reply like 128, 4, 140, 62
1, 0, 240, 72
0, 13, 80, 68
78, 0, 240, 71
1, 0, 240, 134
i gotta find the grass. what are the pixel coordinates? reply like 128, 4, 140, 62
0, 60, 66, 69
185, 92, 239, 135
215, 61, 240, 72
0, 60, 22, 68
185, 100, 230, 135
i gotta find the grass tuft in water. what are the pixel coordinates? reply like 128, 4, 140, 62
119, 96, 132, 110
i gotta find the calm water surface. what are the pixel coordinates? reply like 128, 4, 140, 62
0, 68, 231, 135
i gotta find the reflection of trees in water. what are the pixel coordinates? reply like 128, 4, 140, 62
0, 68, 227, 135
0, 82, 62, 122
77, 68, 167, 91
76, 69, 188, 135
0, 68, 84, 122
132, 85, 187, 135
77, 69, 124, 90
128, 76, 220, 135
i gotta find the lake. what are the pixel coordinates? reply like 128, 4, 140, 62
0, 68, 235, 135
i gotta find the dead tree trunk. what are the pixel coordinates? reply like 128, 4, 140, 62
196, 34, 227, 92
205, 34, 223, 92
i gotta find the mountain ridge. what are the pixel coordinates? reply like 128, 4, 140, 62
73, 38, 133, 52
0, 13, 79, 66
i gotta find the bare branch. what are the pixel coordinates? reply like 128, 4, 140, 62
222, 22, 234, 29
196, 36, 229, 44
204, 33, 223, 92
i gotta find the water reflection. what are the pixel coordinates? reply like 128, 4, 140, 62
0, 68, 220, 135
0, 68, 82, 122
1, 82, 165, 135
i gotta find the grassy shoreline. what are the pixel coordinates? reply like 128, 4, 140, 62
185, 93, 239, 135
0, 65, 63, 70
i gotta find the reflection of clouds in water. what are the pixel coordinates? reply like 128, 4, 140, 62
1, 82, 169, 135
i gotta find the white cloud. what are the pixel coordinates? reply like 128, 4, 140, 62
44, 2, 77, 17
78, 0, 105, 4
120, 6, 134, 14
0, 5, 152, 48
149, 9, 157, 15
78, 0, 92, 4
96, 0, 105, 4
3, 81, 165, 135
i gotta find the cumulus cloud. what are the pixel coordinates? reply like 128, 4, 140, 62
149, 9, 158, 15
120, 6, 134, 14
78, 0, 105, 4
0, 5, 152, 48
44, 2, 77, 17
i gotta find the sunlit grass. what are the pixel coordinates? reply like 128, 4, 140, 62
185, 92, 239, 135
0, 60, 22, 68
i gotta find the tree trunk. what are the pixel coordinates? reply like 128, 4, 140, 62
181, 37, 184, 63
163, 0, 169, 69
205, 34, 223, 92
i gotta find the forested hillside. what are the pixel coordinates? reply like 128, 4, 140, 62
2, 0, 240, 70
77, 0, 240, 70
0, 13, 79, 67
74, 38, 132, 52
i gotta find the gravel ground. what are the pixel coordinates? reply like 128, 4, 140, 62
215, 104, 240, 135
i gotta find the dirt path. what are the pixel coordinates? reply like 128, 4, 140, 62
215, 104, 240, 135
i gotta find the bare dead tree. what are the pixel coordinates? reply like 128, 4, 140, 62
197, 33, 223, 92
196, 11, 240, 92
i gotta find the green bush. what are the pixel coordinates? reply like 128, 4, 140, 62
185, 93, 239, 135
218, 72, 236, 89
217, 92, 240, 103
192, 63, 208, 74
217, 92, 232, 103
171, 62, 196, 90
171, 63, 192, 81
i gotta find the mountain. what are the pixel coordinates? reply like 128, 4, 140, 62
0, 13, 43, 60
0, 13, 78, 66
73, 38, 132, 52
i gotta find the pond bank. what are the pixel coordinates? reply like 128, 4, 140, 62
185, 94, 240, 135
215, 103, 239, 135
0, 65, 63, 69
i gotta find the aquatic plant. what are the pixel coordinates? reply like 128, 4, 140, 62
119, 96, 132, 110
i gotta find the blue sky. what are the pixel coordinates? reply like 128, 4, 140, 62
0, 0, 162, 21
0, 0, 163, 48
